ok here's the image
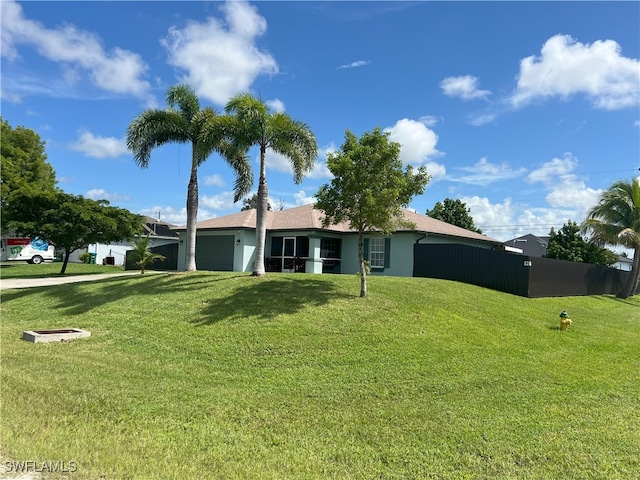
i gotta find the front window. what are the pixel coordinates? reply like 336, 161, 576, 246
321, 238, 341, 259
370, 238, 385, 268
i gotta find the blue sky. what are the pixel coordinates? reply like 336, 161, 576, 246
2, 0, 639, 243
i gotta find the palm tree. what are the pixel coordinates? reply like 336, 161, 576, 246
581, 177, 640, 298
126, 84, 252, 271
224, 93, 318, 276
130, 234, 166, 274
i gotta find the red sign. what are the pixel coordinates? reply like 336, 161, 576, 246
6, 238, 31, 246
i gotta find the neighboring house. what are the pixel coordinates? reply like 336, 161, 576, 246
613, 255, 633, 272
503, 234, 550, 257
71, 217, 179, 266
174, 204, 502, 276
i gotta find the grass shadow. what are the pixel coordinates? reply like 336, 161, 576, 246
1, 273, 352, 323
192, 275, 354, 325
0, 263, 126, 279
590, 294, 640, 307
0, 272, 216, 314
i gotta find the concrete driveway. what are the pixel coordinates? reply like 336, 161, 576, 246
0, 271, 164, 290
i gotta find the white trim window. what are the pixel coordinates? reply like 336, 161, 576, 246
369, 238, 385, 268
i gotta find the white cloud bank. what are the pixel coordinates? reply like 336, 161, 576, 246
0, 0, 151, 100
460, 153, 603, 241
69, 131, 128, 158
161, 0, 278, 106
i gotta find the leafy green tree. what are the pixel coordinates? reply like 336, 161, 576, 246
6, 190, 144, 274
315, 128, 430, 297
126, 84, 252, 272
224, 93, 318, 276
241, 193, 273, 212
426, 198, 482, 234
130, 234, 167, 274
1, 118, 57, 229
546, 220, 617, 266
582, 178, 640, 298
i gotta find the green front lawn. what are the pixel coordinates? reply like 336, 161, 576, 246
1, 272, 639, 479
0, 262, 126, 279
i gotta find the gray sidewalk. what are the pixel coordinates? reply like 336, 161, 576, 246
0, 271, 164, 290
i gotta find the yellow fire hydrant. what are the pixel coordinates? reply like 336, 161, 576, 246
559, 310, 572, 331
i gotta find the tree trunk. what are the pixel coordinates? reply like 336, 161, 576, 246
618, 246, 640, 298
253, 146, 268, 276
184, 149, 199, 272
358, 231, 367, 298
59, 248, 71, 274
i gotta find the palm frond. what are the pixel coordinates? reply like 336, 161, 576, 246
166, 84, 201, 125
581, 178, 640, 249
126, 110, 190, 168
269, 113, 318, 183
224, 93, 268, 144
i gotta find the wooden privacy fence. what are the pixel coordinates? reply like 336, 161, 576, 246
413, 243, 635, 298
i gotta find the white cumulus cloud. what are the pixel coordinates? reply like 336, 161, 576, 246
293, 190, 315, 205
384, 118, 442, 167
0, 0, 151, 99
440, 75, 491, 100
69, 131, 128, 158
527, 153, 602, 219
511, 34, 640, 110
161, 0, 278, 105
266, 98, 285, 113
201, 191, 241, 211
527, 153, 578, 184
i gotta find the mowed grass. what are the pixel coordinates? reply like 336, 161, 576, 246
1, 271, 639, 479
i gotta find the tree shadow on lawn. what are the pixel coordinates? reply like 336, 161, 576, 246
1, 273, 355, 323
191, 275, 354, 325
0, 273, 238, 315
589, 294, 640, 307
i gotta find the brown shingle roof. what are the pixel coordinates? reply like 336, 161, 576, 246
175, 204, 500, 244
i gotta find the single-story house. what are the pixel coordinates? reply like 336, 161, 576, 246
613, 255, 633, 272
503, 234, 550, 257
71, 217, 180, 266
174, 204, 502, 276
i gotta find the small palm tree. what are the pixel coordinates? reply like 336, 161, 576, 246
130, 235, 166, 274
224, 93, 318, 276
126, 84, 252, 271
581, 177, 640, 298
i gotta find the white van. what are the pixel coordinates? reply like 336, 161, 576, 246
0, 237, 56, 264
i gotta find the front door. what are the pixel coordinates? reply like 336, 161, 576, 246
282, 237, 296, 272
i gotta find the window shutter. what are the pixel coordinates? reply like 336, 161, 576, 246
363, 238, 370, 261
384, 237, 391, 268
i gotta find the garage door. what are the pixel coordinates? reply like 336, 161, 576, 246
196, 235, 234, 271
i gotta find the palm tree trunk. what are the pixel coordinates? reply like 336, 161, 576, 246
253, 146, 268, 276
619, 246, 640, 298
358, 231, 367, 298
184, 149, 198, 272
